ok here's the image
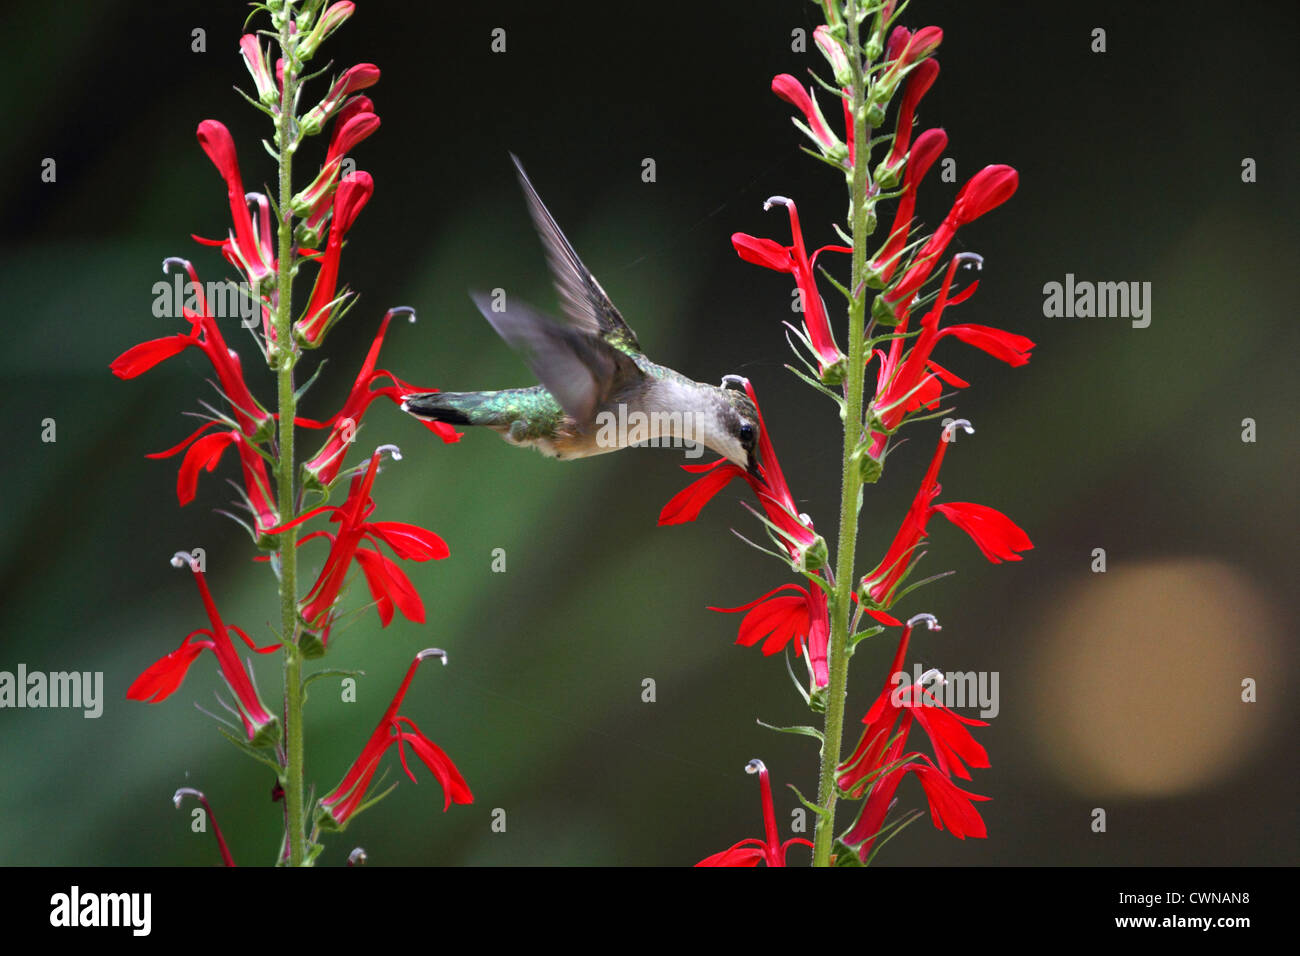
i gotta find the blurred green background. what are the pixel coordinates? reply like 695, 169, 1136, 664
1, 0, 1295, 866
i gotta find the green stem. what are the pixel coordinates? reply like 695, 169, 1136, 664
274, 18, 305, 868
812, 0, 874, 868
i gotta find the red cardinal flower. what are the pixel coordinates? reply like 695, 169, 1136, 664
861, 420, 1032, 607
834, 612, 990, 861
869, 127, 947, 288
127, 554, 279, 744
659, 377, 824, 571
269, 446, 449, 630
842, 755, 990, 859
731, 196, 851, 383
838, 614, 988, 792
876, 59, 939, 186
878, 25, 943, 98
771, 73, 844, 158
238, 34, 278, 107
301, 308, 461, 488
147, 422, 279, 538
869, 253, 1034, 455
710, 582, 832, 689
295, 100, 380, 238
295, 171, 374, 346
195, 120, 276, 285
884, 163, 1019, 311
110, 258, 272, 439
320, 648, 472, 828
301, 63, 380, 134
696, 760, 812, 867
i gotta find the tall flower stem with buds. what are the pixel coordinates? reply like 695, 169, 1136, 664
115, 0, 470, 866
273, 14, 307, 868
814, 0, 875, 867
671, 0, 1031, 865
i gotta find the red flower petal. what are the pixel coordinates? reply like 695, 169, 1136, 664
940, 323, 1035, 366
176, 431, 237, 506
110, 334, 194, 379
657, 462, 744, 525
933, 501, 1032, 562
365, 521, 450, 561
396, 718, 474, 811
695, 840, 766, 867
126, 638, 208, 703
731, 232, 792, 272
353, 546, 425, 625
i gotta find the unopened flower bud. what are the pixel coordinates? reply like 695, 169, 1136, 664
814, 25, 854, 87
300, 2, 355, 60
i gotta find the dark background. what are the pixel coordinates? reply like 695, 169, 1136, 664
0, 0, 1295, 866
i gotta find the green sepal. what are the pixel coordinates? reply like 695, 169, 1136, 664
818, 356, 847, 386
871, 292, 901, 325
833, 839, 865, 866
217, 726, 284, 774
299, 629, 327, 659
247, 716, 281, 749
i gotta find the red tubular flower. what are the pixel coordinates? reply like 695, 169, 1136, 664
196, 120, 275, 284
147, 422, 279, 537
885, 164, 1019, 310
834, 612, 990, 861
710, 582, 831, 686
319, 648, 472, 828
238, 34, 278, 107
731, 196, 851, 383
695, 760, 812, 867
771, 74, 843, 157
813, 25, 852, 86
296, 103, 381, 233
880, 25, 943, 94
842, 755, 989, 858
659, 378, 823, 571
295, 171, 374, 346
869, 127, 947, 287
111, 258, 272, 438
860, 421, 1032, 606
870, 254, 1034, 456
302, 308, 461, 488
128, 555, 279, 744
302, 62, 381, 133
877, 59, 939, 185
269, 446, 448, 629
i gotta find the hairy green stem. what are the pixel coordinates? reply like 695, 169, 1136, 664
274, 19, 305, 868
812, 0, 874, 868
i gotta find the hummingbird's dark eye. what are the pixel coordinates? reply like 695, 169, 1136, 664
739, 422, 755, 447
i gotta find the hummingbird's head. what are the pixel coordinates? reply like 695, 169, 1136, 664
714, 381, 761, 476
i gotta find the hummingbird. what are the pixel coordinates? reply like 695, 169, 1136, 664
401, 156, 761, 474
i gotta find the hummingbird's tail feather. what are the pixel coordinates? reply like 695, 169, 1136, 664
402, 391, 511, 428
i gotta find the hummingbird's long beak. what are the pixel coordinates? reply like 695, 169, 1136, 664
746, 451, 763, 479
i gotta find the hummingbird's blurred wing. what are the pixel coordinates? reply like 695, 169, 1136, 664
510, 153, 643, 354
470, 290, 644, 429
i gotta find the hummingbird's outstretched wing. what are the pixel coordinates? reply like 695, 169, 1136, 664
470, 290, 643, 429
510, 153, 643, 354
